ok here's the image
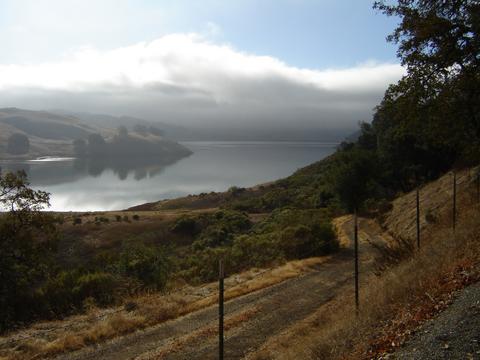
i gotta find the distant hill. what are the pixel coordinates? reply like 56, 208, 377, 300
50, 110, 196, 141
0, 108, 191, 160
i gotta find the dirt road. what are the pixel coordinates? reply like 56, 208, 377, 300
55, 216, 382, 360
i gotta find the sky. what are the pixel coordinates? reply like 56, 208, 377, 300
0, 0, 404, 137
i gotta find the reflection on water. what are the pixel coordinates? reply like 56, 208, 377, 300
0, 142, 337, 211
72, 157, 176, 181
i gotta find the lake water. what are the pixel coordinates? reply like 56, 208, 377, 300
0, 142, 337, 212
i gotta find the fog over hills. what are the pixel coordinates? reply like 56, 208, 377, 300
0, 34, 405, 142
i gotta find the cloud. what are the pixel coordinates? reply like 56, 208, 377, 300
0, 33, 405, 131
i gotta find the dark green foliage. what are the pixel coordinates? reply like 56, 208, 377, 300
329, 148, 382, 212
6, 133, 30, 155
132, 214, 140, 221
253, 208, 338, 259
230, 235, 282, 269
115, 215, 122, 222
0, 171, 57, 330
191, 210, 252, 250
228, 186, 246, 196
177, 208, 338, 283
371, 0, 480, 178
73, 272, 119, 306
117, 244, 170, 290
73, 217, 82, 225
36, 270, 120, 315
170, 216, 198, 236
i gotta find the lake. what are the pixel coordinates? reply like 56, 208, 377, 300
0, 141, 337, 211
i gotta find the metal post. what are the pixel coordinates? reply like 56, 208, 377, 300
416, 187, 420, 249
354, 210, 359, 314
219, 259, 224, 360
476, 171, 479, 204
453, 171, 457, 231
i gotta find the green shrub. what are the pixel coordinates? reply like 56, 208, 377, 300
231, 234, 282, 269
118, 244, 170, 290
72, 272, 118, 306
170, 216, 197, 236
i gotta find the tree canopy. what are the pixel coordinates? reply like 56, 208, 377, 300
0, 171, 57, 330
367, 0, 480, 187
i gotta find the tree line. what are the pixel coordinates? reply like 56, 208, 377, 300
333, 0, 479, 211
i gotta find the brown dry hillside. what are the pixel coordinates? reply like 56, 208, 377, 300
0, 108, 108, 158
246, 166, 480, 360
0, 167, 477, 360
381, 167, 476, 241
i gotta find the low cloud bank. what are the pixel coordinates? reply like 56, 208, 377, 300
0, 33, 405, 134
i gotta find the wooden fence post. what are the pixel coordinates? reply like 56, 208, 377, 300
219, 259, 225, 360
476, 171, 479, 204
416, 187, 420, 248
453, 171, 457, 231
354, 210, 359, 314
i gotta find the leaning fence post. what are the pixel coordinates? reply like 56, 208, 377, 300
476, 171, 479, 204
219, 259, 225, 360
453, 171, 457, 231
354, 209, 359, 315
416, 187, 420, 249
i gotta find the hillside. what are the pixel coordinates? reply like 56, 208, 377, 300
50, 110, 196, 141
0, 167, 477, 360
0, 108, 191, 160
0, 108, 101, 159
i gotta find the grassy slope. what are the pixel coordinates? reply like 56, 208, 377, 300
128, 154, 337, 213
0, 108, 190, 160
0, 108, 105, 158
2, 166, 477, 360
246, 167, 480, 360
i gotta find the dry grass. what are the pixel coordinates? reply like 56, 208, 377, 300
186, 256, 331, 312
8, 314, 147, 359
246, 173, 480, 360
0, 256, 327, 359
6, 169, 477, 359
137, 306, 261, 360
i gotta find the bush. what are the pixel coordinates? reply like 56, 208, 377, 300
115, 215, 122, 222
132, 214, 140, 221
170, 216, 197, 236
118, 244, 170, 290
73, 217, 82, 225
72, 272, 118, 306
231, 234, 282, 269
36, 270, 120, 317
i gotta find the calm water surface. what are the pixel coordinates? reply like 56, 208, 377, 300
0, 142, 336, 211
